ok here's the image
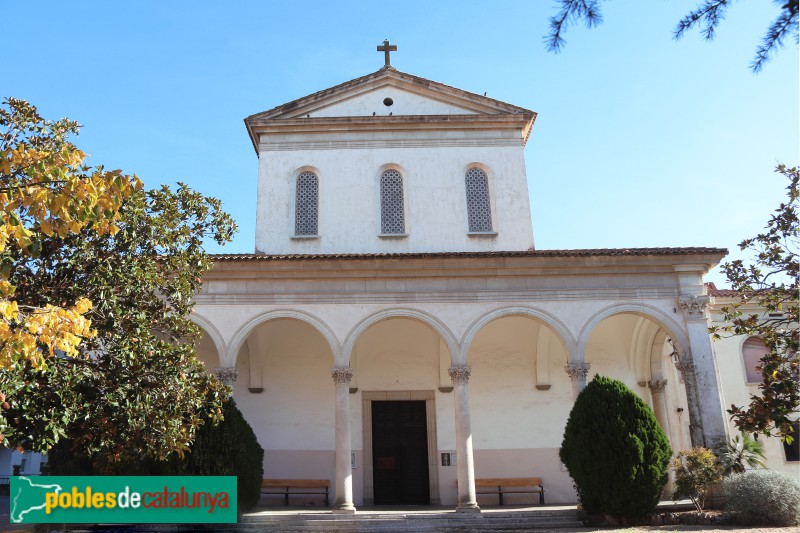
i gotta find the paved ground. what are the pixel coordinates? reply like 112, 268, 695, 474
2, 495, 799, 532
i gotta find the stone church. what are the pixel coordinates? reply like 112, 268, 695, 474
191, 44, 735, 512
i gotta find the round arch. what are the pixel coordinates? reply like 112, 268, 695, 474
189, 312, 226, 366
342, 307, 460, 367
225, 309, 342, 367
577, 303, 690, 364
459, 306, 578, 365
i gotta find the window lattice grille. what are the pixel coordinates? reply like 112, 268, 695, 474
380, 170, 405, 234
465, 168, 492, 232
295, 171, 318, 235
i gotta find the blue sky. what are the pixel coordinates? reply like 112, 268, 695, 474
4, 1, 798, 286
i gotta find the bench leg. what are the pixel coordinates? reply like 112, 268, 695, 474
285, 492, 289, 506
498, 488, 504, 506
539, 489, 545, 505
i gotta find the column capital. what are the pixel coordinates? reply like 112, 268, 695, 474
448, 365, 472, 384
214, 367, 239, 386
331, 366, 354, 384
678, 295, 712, 320
674, 357, 695, 375
647, 379, 668, 393
564, 362, 590, 381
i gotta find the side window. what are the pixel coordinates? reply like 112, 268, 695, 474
742, 337, 768, 384
784, 421, 799, 461
295, 171, 318, 236
465, 167, 493, 232
380, 169, 405, 234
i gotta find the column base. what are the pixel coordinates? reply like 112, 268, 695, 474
332, 504, 357, 514
456, 502, 481, 513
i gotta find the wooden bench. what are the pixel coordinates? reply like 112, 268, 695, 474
475, 477, 545, 505
262, 479, 330, 507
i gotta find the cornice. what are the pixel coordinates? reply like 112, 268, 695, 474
244, 67, 538, 154
248, 114, 535, 153
205, 248, 727, 282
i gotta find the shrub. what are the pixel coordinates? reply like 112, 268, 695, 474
171, 398, 265, 512
560, 375, 672, 520
714, 432, 766, 476
722, 469, 800, 526
48, 397, 265, 512
672, 447, 722, 511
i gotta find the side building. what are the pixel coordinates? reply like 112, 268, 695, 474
708, 283, 799, 477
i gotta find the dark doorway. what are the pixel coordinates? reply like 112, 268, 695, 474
371, 400, 430, 504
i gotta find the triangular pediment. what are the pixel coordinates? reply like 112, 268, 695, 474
247, 68, 534, 121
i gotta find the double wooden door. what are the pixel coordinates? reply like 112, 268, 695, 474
371, 400, 430, 504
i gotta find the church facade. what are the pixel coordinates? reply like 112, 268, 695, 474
190, 52, 775, 512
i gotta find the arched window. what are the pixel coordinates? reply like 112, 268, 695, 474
465, 167, 493, 232
742, 337, 768, 384
294, 171, 318, 236
380, 169, 405, 234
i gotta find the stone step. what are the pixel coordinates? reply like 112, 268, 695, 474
76, 510, 588, 532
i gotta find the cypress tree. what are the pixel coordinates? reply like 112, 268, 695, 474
559, 375, 672, 520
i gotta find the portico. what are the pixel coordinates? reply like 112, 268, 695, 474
195, 248, 727, 511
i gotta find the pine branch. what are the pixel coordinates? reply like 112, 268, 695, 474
544, 0, 604, 53
751, 0, 799, 72
674, 0, 732, 41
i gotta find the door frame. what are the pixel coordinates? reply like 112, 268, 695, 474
362, 390, 440, 505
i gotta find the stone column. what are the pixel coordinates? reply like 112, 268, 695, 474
214, 367, 238, 394
565, 362, 590, 398
678, 295, 728, 447
647, 379, 671, 440
674, 356, 704, 447
331, 367, 356, 514
449, 365, 480, 513
648, 378, 675, 496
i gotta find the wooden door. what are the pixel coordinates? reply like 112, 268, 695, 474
371, 400, 430, 504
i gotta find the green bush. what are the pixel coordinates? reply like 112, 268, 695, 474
172, 398, 265, 512
672, 447, 722, 511
560, 375, 672, 520
722, 469, 800, 526
48, 398, 264, 512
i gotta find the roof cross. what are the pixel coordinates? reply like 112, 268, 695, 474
377, 39, 397, 68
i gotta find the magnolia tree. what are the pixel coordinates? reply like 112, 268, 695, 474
711, 164, 799, 443
0, 98, 237, 470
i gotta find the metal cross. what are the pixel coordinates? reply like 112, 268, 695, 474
377, 39, 397, 67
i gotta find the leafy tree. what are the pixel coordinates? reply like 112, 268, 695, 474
672, 447, 723, 512
711, 164, 798, 443
0, 97, 140, 373
560, 375, 672, 521
0, 99, 237, 469
546, 0, 798, 72
713, 432, 766, 476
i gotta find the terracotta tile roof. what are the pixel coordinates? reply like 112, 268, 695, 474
705, 282, 741, 297
211, 247, 727, 262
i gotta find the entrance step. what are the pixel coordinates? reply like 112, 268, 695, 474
73, 508, 589, 532
236, 508, 588, 532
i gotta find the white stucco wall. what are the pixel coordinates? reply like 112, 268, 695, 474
309, 87, 478, 118
710, 308, 799, 479
254, 137, 534, 254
